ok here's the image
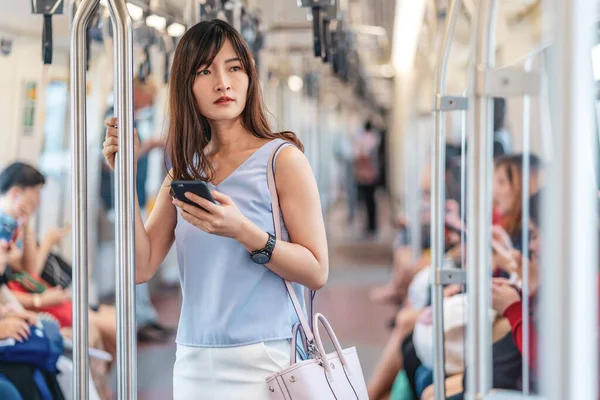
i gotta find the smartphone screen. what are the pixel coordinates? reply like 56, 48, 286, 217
170, 180, 216, 211
0, 218, 18, 245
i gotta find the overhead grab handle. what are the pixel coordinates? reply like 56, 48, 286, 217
31, 0, 65, 65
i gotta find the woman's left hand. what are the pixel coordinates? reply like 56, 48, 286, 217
173, 190, 247, 239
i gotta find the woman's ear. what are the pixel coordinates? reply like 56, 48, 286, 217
6, 187, 20, 203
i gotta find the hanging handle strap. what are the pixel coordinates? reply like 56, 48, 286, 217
266, 141, 317, 344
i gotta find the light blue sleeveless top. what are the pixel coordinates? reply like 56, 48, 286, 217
174, 138, 305, 347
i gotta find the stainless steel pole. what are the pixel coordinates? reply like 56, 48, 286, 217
465, 0, 498, 398
70, 1, 99, 398
520, 53, 535, 396
105, 1, 137, 398
541, 0, 598, 398
430, 1, 462, 399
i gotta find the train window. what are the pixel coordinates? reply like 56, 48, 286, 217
41, 80, 68, 154
37, 80, 70, 238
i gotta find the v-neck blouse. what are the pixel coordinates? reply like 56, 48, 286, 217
174, 138, 305, 347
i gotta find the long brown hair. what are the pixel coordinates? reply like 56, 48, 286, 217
494, 153, 543, 237
166, 19, 303, 182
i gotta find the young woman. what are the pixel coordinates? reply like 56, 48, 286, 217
103, 19, 328, 399
492, 153, 543, 247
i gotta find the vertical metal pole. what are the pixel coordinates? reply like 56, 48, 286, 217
106, 1, 137, 399
70, 1, 98, 398
430, 1, 462, 399
542, 0, 598, 398
520, 53, 535, 395
466, 0, 498, 398
460, 90, 467, 264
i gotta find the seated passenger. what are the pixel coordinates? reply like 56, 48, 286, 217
490, 189, 600, 377
0, 162, 117, 364
370, 147, 463, 306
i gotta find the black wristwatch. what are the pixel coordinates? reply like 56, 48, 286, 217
250, 233, 276, 264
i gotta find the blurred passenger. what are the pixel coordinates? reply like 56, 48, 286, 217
354, 120, 381, 236
370, 144, 463, 305
0, 162, 117, 360
334, 132, 358, 224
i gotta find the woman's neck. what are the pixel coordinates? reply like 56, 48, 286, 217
208, 118, 253, 154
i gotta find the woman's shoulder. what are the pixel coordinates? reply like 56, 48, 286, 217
273, 144, 311, 180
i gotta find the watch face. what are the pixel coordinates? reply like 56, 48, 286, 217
251, 252, 270, 265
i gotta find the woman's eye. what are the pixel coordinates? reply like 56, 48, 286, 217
231, 66, 242, 72
197, 70, 210, 76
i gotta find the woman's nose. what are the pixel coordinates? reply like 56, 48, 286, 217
215, 71, 231, 92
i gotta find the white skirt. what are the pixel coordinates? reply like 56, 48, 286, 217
173, 340, 291, 400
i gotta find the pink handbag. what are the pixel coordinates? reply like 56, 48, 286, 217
264, 143, 369, 399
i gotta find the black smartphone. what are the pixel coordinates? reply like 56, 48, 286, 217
0, 218, 19, 247
170, 180, 216, 211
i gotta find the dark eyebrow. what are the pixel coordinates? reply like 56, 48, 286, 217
197, 57, 241, 70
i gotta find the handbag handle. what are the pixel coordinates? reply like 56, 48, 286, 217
266, 142, 316, 346
289, 322, 308, 365
314, 313, 362, 395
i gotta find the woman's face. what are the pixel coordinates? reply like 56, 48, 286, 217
192, 39, 249, 123
493, 166, 515, 216
7, 185, 42, 219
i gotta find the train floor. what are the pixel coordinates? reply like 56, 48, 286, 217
110, 190, 397, 399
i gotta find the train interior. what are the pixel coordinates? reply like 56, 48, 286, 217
0, 0, 598, 399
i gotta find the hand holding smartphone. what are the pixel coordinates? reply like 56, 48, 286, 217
170, 180, 216, 211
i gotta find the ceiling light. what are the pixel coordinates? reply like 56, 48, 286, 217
146, 14, 167, 31
392, 0, 427, 72
288, 75, 304, 92
167, 22, 186, 37
100, 0, 143, 22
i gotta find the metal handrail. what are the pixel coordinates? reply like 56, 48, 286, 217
465, 0, 498, 398
430, 0, 463, 399
70, 1, 136, 398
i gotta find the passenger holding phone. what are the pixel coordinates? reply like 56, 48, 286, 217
103, 20, 328, 399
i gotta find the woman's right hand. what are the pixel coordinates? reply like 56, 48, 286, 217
0, 316, 31, 342
40, 286, 70, 306
103, 117, 140, 170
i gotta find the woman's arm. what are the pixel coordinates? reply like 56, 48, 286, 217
134, 174, 178, 283
19, 224, 38, 274
237, 146, 329, 290
503, 301, 538, 373
11, 287, 70, 310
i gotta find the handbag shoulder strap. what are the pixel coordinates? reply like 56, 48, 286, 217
267, 141, 316, 342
